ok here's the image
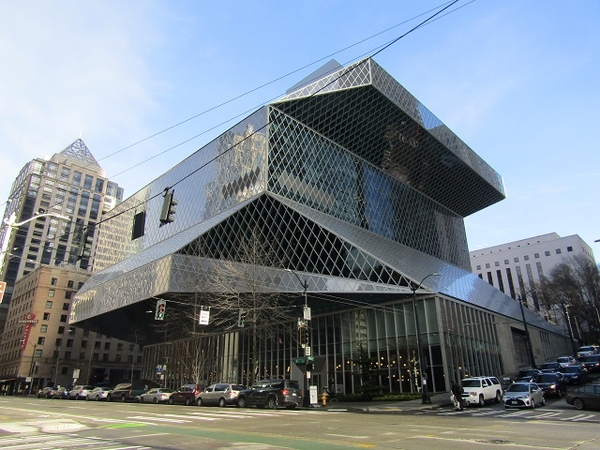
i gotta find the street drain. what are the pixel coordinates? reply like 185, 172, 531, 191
476, 440, 512, 445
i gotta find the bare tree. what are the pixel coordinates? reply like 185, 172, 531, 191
537, 254, 600, 344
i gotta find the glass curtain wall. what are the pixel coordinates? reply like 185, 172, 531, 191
142, 296, 503, 395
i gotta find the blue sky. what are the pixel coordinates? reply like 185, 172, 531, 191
1, 0, 599, 256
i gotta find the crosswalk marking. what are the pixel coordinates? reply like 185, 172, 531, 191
0, 433, 150, 450
431, 407, 599, 423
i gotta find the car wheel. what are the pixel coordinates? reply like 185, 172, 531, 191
169, 397, 174, 405
557, 390, 562, 398
266, 396, 277, 409
219, 398, 227, 408
495, 391, 501, 403
197, 397, 203, 407
185, 397, 191, 406
237, 396, 247, 408
478, 394, 485, 407
121, 395, 127, 403
530, 399, 535, 409
96, 396, 100, 401
573, 398, 585, 410
541, 396, 546, 406
139, 397, 144, 403
153, 397, 158, 404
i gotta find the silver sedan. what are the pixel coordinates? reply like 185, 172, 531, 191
138, 387, 173, 403
503, 382, 545, 408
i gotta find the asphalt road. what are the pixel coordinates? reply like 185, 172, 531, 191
0, 396, 599, 449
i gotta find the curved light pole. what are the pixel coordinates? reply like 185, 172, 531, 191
286, 269, 310, 407
0, 211, 70, 276
410, 272, 440, 404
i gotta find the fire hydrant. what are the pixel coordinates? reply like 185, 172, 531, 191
321, 390, 328, 406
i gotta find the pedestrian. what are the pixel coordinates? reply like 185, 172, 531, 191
451, 380, 464, 411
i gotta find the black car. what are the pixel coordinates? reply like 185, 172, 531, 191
108, 380, 159, 402
539, 362, 562, 373
37, 386, 56, 398
560, 364, 589, 384
578, 355, 600, 373
535, 372, 567, 397
169, 384, 203, 406
237, 379, 302, 409
515, 368, 541, 382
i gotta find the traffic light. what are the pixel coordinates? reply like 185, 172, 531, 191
77, 229, 94, 258
238, 308, 247, 327
155, 300, 166, 320
299, 325, 309, 348
159, 189, 178, 225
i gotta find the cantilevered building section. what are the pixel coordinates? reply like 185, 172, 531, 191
72, 59, 568, 394
0, 139, 124, 304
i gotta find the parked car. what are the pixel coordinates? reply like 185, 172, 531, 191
560, 364, 589, 385
139, 387, 173, 403
237, 379, 302, 409
565, 384, 600, 411
197, 383, 245, 407
535, 372, 567, 397
539, 362, 562, 373
108, 380, 159, 402
579, 355, 600, 373
576, 345, 599, 358
503, 382, 545, 408
52, 386, 71, 399
514, 368, 541, 382
169, 384, 203, 406
68, 384, 94, 400
87, 387, 112, 401
460, 376, 503, 407
37, 386, 56, 398
556, 356, 577, 368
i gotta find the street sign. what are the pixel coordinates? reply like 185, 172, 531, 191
0, 281, 6, 303
199, 308, 210, 325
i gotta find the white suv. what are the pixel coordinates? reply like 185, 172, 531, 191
460, 376, 503, 407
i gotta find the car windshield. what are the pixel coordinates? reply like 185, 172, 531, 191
536, 374, 555, 382
507, 384, 529, 392
557, 357, 570, 362
461, 379, 481, 387
518, 370, 536, 377
563, 366, 579, 373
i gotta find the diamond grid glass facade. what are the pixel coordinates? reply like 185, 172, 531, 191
71, 58, 569, 394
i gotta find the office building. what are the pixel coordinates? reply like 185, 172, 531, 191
0, 265, 143, 394
0, 139, 124, 305
71, 58, 570, 395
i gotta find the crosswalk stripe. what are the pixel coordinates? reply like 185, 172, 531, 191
126, 415, 194, 423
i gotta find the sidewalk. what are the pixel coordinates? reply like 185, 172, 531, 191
309, 393, 453, 413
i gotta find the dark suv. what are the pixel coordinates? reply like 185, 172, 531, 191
237, 379, 302, 409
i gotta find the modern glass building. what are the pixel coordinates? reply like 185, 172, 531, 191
71, 58, 570, 394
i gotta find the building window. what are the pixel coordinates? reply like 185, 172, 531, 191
60, 314, 68, 322
524, 255, 529, 261
81, 340, 87, 348
94, 341, 101, 349
65, 291, 72, 299
55, 338, 62, 346
48, 289, 55, 298
556, 248, 562, 254
504, 259, 509, 264
45, 301, 53, 308
93, 353, 99, 361
50, 277, 58, 285
43, 313, 50, 320
476, 265, 481, 270
102, 354, 109, 362
485, 263, 490, 269
534, 253, 540, 259
495, 261, 500, 267
57, 326, 65, 334
117, 343, 123, 351
35, 349, 43, 358
62, 303, 70, 311
544, 251, 550, 256
78, 282, 84, 289
66, 339, 73, 347
104, 342, 110, 350
567, 246, 573, 252
37, 337, 45, 345
514, 257, 519, 263
40, 324, 47, 333
61, 367, 68, 375
115, 354, 121, 362
65, 351, 72, 360
132, 211, 146, 240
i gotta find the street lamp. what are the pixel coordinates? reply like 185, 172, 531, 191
410, 272, 440, 404
517, 289, 537, 369
286, 269, 310, 408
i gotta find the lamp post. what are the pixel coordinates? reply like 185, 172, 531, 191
517, 289, 537, 369
410, 272, 440, 404
286, 269, 310, 408
0, 211, 70, 276
27, 343, 38, 396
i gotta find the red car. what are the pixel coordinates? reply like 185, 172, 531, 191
169, 384, 204, 406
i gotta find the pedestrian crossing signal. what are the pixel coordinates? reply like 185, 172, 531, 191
155, 300, 166, 320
